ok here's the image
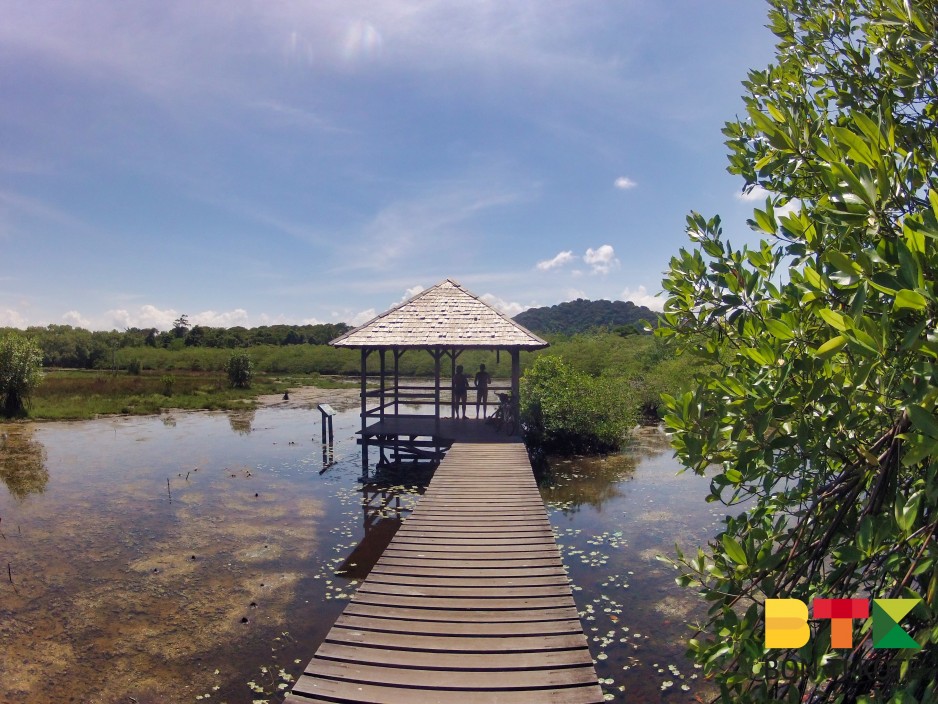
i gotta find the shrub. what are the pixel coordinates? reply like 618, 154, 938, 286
160, 375, 175, 396
520, 355, 635, 455
225, 352, 254, 389
0, 333, 44, 417
127, 358, 142, 375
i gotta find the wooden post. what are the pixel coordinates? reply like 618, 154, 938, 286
379, 348, 386, 421
433, 349, 441, 429
361, 348, 370, 477
511, 347, 520, 424
394, 349, 402, 415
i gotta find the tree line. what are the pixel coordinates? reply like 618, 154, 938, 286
0, 318, 350, 369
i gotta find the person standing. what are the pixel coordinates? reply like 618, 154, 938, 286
452, 365, 470, 419
474, 363, 492, 418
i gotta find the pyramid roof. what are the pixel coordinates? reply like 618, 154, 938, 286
330, 279, 548, 350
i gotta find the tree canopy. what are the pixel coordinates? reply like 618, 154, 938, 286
0, 332, 44, 417
659, 1, 937, 702
513, 298, 657, 335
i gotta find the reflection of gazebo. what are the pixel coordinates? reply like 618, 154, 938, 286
330, 279, 548, 475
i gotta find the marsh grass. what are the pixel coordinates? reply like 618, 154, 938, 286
28, 370, 355, 420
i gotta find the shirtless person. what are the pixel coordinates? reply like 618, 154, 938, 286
474, 363, 492, 418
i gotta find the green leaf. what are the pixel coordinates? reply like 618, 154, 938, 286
895, 491, 922, 533
894, 289, 928, 311
908, 404, 938, 440
815, 335, 847, 358
722, 534, 748, 566
765, 319, 794, 340
816, 308, 847, 331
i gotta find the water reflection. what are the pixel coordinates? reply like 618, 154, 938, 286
540, 424, 721, 702
539, 453, 637, 514
228, 408, 256, 435
336, 483, 421, 580
0, 425, 48, 500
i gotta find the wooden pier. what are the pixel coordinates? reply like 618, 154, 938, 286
286, 443, 603, 704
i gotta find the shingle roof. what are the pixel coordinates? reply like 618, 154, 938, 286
330, 279, 549, 349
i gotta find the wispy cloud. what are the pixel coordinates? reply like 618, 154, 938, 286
340, 180, 529, 272
614, 176, 637, 190
536, 251, 575, 271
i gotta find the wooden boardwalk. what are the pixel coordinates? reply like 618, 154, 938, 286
286, 443, 603, 704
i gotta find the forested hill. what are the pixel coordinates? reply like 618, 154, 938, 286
513, 298, 658, 335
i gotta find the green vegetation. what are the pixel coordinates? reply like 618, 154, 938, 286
26, 370, 326, 420
1, 322, 351, 370
520, 333, 702, 454
660, 1, 938, 701
226, 352, 254, 388
514, 298, 657, 335
0, 332, 45, 417
3, 309, 696, 426
521, 356, 635, 454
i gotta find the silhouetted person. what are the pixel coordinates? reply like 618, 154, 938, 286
452, 365, 470, 419
474, 364, 492, 418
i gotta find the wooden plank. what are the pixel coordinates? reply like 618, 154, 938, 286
302, 659, 600, 690
314, 641, 594, 669
372, 558, 565, 570
370, 564, 567, 577
288, 679, 604, 704
355, 582, 571, 599
335, 614, 585, 637
380, 544, 560, 556
346, 593, 576, 610
327, 627, 590, 652
365, 573, 571, 588
343, 603, 581, 623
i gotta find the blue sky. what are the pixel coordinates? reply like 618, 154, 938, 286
1, 1, 777, 331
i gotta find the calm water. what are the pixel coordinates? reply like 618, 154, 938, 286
1, 405, 722, 703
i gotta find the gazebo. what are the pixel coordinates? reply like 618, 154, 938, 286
330, 279, 548, 476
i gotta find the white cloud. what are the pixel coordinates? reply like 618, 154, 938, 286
614, 176, 637, 190
106, 305, 178, 330
583, 244, 619, 274
350, 308, 377, 326
62, 310, 90, 328
191, 309, 250, 327
0, 308, 27, 327
394, 285, 425, 305
536, 250, 575, 271
102, 305, 250, 330
566, 288, 586, 299
620, 285, 663, 311
481, 294, 530, 318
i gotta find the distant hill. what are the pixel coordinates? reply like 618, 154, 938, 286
513, 298, 658, 335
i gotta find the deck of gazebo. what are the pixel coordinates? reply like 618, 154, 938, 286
360, 416, 523, 445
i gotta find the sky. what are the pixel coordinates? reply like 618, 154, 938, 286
1, 1, 779, 331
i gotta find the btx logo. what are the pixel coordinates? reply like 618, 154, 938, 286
765, 598, 920, 649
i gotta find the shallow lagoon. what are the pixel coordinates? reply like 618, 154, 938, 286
1, 405, 721, 703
